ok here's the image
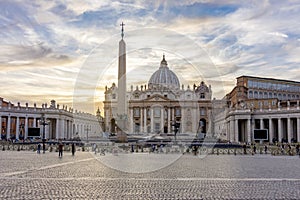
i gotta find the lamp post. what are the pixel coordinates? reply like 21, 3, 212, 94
40, 116, 49, 153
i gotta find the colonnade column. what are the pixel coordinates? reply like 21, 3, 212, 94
278, 118, 282, 142
143, 108, 147, 133
130, 108, 133, 133
150, 108, 154, 133
167, 108, 171, 133
181, 108, 185, 133
229, 118, 234, 142
235, 119, 239, 142
287, 117, 292, 143
24, 117, 28, 139
7, 116, 11, 139
16, 117, 20, 140
56, 118, 60, 139
247, 118, 251, 143
269, 118, 274, 143
297, 118, 300, 143
260, 118, 264, 129
33, 117, 36, 127
140, 108, 143, 133
160, 107, 164, 132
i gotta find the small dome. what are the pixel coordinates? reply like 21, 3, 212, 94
148, 55, 180, 89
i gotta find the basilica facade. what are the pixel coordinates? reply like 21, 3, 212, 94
103, 55, 213, 135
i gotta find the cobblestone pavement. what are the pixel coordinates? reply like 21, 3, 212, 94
0, 151, 300, 199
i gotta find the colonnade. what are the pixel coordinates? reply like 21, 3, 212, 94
227, 115, 300, 143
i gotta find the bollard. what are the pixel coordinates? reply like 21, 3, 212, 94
234, 148, 236, 156
2, 146, 5, 151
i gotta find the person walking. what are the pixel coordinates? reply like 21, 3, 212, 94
37, 143, 41, 154
71, 143, 75, 156
58, 142, 64, 158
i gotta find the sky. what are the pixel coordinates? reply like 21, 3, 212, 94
1, 0, 300, 114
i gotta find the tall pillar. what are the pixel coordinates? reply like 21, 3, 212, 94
287, 117, 292, 143
150, 108, 154, 133
130, 108, 133, 133
269, 118, 274, 143
260, 118, 264, 129
297, 118, 300, 143
16, 117, 20, 140
235, 119, 239, 142
7, 116, 11, 139
45, 118, 50, 139
160, 107, 164, 132
229, 118, 234, 142
24, 117, 28, 139
181, 108, 185, 133
143, 108, 147, 133
247, 118, 251, 143
278, 118, 282, 142
117, 23, 127, 132
61, 118, 65, 139
56, 118, 60, 139
140, 108, 143, 133
167, 108, 171, 133
33, 117, 36, 127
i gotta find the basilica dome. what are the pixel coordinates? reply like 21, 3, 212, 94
148, 55, 180, 90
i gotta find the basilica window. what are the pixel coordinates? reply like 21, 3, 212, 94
264, 92, 268, 98
175, 108, 181, 117
200, 107, 206, 116
154, 107, 161, 118
200, 93, 205, 99
112, 94, 116, 99
133, 108, 140, 117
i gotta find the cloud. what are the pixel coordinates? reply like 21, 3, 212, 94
1, 0, 300, 113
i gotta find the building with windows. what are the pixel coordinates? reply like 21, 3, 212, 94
214, 76, 300, 143
0, 97, 101, 141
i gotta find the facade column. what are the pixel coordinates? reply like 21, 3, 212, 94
61, 118, 65, 139
7, 116, 11, 139
160, 107, 164, 132
247, 118, 251, 143
260, 118, 264, 129
45, 118, 50, 139
229, 118, 234, 142
269, 118, 274, 143
278, 118, 282, 142
150, 108, 154, 133
235, 119, 239, 142
140, 108, 143, 133
33, 117, 36, 127
130, 108, 133, 133
24, 116, 28, 139
297, 118, 300, 143
181, 108, 185, 133
56, 118, 60, 139
143, 108, 147, 133
287, 117, 292, 143
167, 108, 171, 133
16, 117, 20, 140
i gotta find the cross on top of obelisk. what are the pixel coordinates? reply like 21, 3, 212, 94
120, 22, 125, 39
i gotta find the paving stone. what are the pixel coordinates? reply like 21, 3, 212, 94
0, 151, 299, 199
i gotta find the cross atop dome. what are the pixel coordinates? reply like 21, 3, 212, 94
120, 22, 125, 39
160, 54, 168, 67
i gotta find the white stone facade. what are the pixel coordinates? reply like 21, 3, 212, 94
0, 98, 101, 140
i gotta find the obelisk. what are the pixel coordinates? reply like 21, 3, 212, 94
117, 22, 127, 135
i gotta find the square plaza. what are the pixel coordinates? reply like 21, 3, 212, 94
0, 150, 299, 199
